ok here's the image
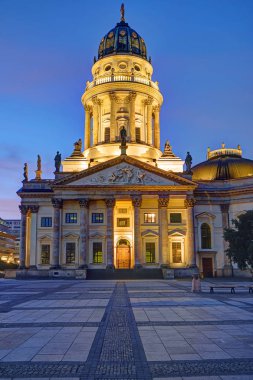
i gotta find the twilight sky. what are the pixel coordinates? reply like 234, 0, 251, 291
1, 0, 253, 219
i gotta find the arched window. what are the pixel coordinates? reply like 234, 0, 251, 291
201, 223, 211, 249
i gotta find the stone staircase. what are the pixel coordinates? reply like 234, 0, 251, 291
86, 268, 163, 280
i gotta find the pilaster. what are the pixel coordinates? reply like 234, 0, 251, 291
129, 91, 137, 142
105, 198, 116, 268
146, 96, 153, 145
84, 104, 91, 150
153, 105, 160, 149
184, 197, 196, 267
79, 199, 89, 268
29, 205, 39, 269
158, 194, 169, 265
220, 203, 232, 275
51, 198, 63, 269
19, 205, 29, 269
131, 195, 142, 267
109, 92, 117, 142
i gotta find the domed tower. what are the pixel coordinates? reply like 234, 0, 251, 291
80, 5, 163, 166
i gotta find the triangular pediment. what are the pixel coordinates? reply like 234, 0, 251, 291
54, 155, 196, 188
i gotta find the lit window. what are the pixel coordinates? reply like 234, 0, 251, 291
144, 213, 156, 223
104, 127, 110, 143
201, 223, 211, 249
65, 213, 77, 224
93, 242, 103, 264
66, 242, 75, 264
170, 213, 182, 223
146, 242, 156, 263
172, 242, 182, 263
41, 244, 50, 265
118, 208, 127, 214
117, 218, 130, 227
92, 213, 104, 223
41, 217, 52, 227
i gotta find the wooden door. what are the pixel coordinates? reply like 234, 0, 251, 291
117, 246, 130, 269
202, 258, 213, 277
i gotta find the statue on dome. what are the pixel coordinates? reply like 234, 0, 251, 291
54, 151, 61, 172
120, 3, 125, 22
185, 151, 192, 174
74, 138, 82, 152
37, 155, 41, 171
23, 163, 28, 182
120, 126, 127, 146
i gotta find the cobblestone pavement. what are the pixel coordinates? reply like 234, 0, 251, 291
0, 278, 253, 379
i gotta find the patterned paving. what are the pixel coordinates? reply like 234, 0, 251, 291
0, 278, 252, 379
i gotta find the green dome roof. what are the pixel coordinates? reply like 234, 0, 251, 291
98, 20, 147, 60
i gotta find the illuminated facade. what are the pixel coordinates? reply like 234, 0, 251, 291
17, 9, 253, 279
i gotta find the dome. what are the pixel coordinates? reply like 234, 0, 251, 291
97, 6, 147, 60
192, 145, 253, 181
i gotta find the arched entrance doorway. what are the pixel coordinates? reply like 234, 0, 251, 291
116, 239, 131, 269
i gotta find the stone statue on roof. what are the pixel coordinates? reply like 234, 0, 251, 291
54, 151, 61, 172
74, 138, 82, 152
23, 163, 28, 182
185, 151, 192, 174
37, 155, 41, 171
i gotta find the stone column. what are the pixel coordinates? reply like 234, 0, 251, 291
158, 194, 169, 265
129, 91, 137, 142
105, 198, 115, 268
29, 205, 39, 269
84, 105, 91, 150
19, 205, 29, 269
184, 198, 196, 267
153, 105, 160, 149
79, 199, 89, 268
146, 96, 153, 145
51, 198, 62, 269
109, 92, 117, 142
92, 97, 100, 145
220, 203, 232, 276
132, 195, 142, 267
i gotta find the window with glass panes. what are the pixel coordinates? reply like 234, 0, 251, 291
65, 213, 77, 223
66, 242, 75, 264
201, 223, 211, 249
41, 244, 50, 264
117, 218, 130, 227
135, 127, 141, 142
41, 217, 52, 227
104, 127, 110, 143
92, 213, 104, 223
172, 242, 182, 263
93, 242, 103, 264
145, 242, 156, 263
170, 213, 182, 223
144, 213, 156, 223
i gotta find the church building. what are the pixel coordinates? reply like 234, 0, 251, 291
17, 7, 253, 279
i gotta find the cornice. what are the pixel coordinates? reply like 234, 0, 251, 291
82, 82, 163, 105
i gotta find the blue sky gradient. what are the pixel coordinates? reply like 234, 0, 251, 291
1, 0, 253, 218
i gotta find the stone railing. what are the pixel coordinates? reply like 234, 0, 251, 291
86, 75, 159, 90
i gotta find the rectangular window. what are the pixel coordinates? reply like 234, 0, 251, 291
92, 213, 104, 223
93, 242, 103, 264
118, 208, 127, 214
65, 213, 77, 223
41, 217, 52, 227
117, 218, 130, 227
172, 242, 182, 263
104, 127, 110, 143
66, 242, 75, 264
135, 127, 141, 142
146, 242, 156, 263
144, 213, 156, 223
170, 213, 182, 223
41, 244, 50, 265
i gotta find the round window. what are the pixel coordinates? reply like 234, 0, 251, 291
105, 65, 111, 71
119, 62, 127, 69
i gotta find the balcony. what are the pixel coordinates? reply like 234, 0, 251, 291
86, 75, 159, 91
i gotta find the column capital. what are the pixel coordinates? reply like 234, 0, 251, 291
144, 96, 153, 106
29, 205, 40, 213
184, 198, 196, 208
105, 198, 116, 208
220, 204, 230, 213
153, 104, 160, 112
51, 198, 63, 208
158, 194, 169, 208
79, 199, 89, 208
84, 104, 92, 113
109, 92, 117, 101
131, 195, 142, 208
92, 96, 102, 105
129, 91, 137, 101
19, 205, 29, 215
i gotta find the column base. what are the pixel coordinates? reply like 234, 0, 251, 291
79, 264, 88, 269
50, 265, 61, 270
134, 264, 142, 270
106, 264, 115, 271
29, 265, 38, 270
